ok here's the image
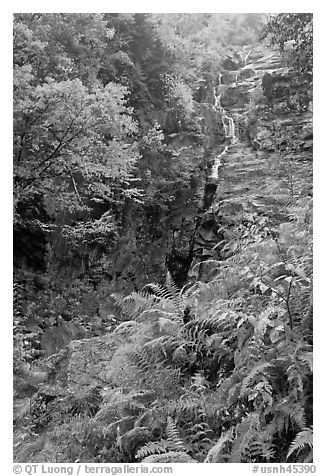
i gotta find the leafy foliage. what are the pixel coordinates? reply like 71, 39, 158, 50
261, 14, 312, 79
287, 427, 313, 461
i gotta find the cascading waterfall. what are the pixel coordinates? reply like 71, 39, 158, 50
213, 87, 236, 144
209, 47, 251, 183
239, 48, 252, 65
194, 44, 255, 267
210, 145, 228, 179
208, 86, 236, 181
244, 49, 252, 64
214, 89, 221, 109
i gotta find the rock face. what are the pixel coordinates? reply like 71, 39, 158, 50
100, 42, 312, 292
221, 86, 250, 108
107, 102, 225, 290
187, 43, 312, 275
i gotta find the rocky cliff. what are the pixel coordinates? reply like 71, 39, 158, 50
187, 44, 312, 279
110, 42, 313, 291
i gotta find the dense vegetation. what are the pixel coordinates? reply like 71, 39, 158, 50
13, 13, 313, 464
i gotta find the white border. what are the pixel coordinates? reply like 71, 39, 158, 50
2, 4, 324, 474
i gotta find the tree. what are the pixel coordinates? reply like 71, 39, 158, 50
260, 14, 313, 79
14, 77, 139, 211
14, 13, 114, 86
13, 14, 141, 269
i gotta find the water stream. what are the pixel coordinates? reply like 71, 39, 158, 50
208, 48, 249, 182
213, 87, 236, 144
210, 145, 228, 179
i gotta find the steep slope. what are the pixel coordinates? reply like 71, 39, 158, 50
13, 40, 313, 464
189, 43, 312, 276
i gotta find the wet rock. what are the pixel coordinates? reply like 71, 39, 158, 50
221, 71, 238, 84
33, 275, 50, 290
221, 86, 250, 108
222, 57, 240, 71
63, 333, 129, 389
239, 68, 256, 80
40, 321, 90, 357
14, 398, 31, 422
14, 364, 49, 397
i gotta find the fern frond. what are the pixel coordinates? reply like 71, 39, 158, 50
248, 438, 276, 462
288, 403, 307, 430
190, 259, 222, 280
141, 451, 196, 463
111, 291, 157, 321
15, 434, 48, 462
135, 440, 171, 459
247, 336, 267, 361
91, 415, 135, 438
133, 406, 161, 428
129, 347, 154, 374
138, 308, 180, 324
241, 362, 274, 396
165, 396, 204, 420
167, 416, 185, 450
143, 281, 185, 316
188, 421, 214, 444
205, 430, 233, 463
286, 362, 304, 394
144, 335, 181, 359
298, 351, 313, 372
113, 320, 140, 334
287, 427, 313, 459
158, 316, 181, 334
117, 426, 152, 458
303, 449, 313, 463
189, 309, 237, 335
190, 372, 209, 392
165, 272, 185, 312
229, 413, 260, 462
265, 400, 307, 437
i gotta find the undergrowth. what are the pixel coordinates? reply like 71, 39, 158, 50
14, 197, 313, 463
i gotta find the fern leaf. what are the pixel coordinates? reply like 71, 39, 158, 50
143, 281, 185, 315
167, 416, 185, 449
241, 362, 274, 396
205, 430, 233, 463
144, 335, 181, 357
141, 451, 196, 463
299, 352, 313, 372
117, 426, 152, 457
303, 449, 313, 463
229, 413, 260, 463
287, 427, 313, 459
111, 291, 157, 321
248, 439, 276, 461
113, 320, 140, 334
165, 396, 204, 420
135, 440, 171, 459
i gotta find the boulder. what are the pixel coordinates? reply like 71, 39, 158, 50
63, 332, 129, 389
221, 71, 238, 84
40, 321, 90, 357
222, 57, 240, 71
221, 86, 250, 108
239, 68, 256, 80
